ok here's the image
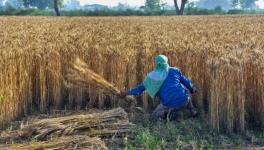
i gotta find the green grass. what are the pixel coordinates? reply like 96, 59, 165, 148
1, 107, 263, 149
122, 113, 264, 150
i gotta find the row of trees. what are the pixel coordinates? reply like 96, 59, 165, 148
145, 0, 258, 15
1, 0, 62, 15
0, 0, 260, 16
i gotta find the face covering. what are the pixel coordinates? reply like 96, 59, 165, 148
143, 55, 169, 98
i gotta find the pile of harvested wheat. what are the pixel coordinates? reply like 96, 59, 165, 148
1, 136, 107, 150
19, 107, 133, 140
0, 108, 133, 149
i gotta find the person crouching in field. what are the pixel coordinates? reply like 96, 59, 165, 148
120, 55, 198, 121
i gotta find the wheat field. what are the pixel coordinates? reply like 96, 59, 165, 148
0, 16, 263, 132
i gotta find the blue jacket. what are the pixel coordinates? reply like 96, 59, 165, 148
128, 67, 194, 109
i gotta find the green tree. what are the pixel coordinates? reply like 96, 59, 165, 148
22, 0, 47, 9
232, 0, 257, 9
21, 0, 63, 16
145, 0, 161, 11
22, 0, 63, 10
5, 0, 23, 8
197, 0, 232, 10
232, 0, 240, 8
243, 0, 257, 9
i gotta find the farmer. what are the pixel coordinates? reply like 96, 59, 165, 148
120, 55, 198, 121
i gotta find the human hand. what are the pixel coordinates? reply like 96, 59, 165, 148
119, 90, 128, 98
191, 87, 197, 94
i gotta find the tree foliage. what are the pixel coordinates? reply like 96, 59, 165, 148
22, 0, 63, 9
196, 0, 232, 10
232, 0, 257, 9
145, 0, 161, 11
5, 0, 23, 8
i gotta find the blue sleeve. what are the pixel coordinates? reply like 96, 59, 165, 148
128, 83, 145, 95
178, 70, 194, 93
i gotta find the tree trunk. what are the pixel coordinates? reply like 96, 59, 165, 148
54, 0, 60, 16
180, 0, 187, 15
173, 0, 188, 15
173, 0, 180, 15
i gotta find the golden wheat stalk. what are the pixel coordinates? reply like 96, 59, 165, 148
66, 58, 120, 96
0, 16, 264, 133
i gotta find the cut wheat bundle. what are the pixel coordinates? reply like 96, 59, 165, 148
66, 57, 136, 109
67, 58, 120, 96
1, 135, 107, 150
19, 108, 134, 140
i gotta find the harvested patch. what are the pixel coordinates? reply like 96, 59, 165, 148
1, 135, 107, 150
19, 108, 134, 140
0, 108, 134, 144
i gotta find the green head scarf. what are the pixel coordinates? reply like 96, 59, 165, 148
143, 55, 169, 98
